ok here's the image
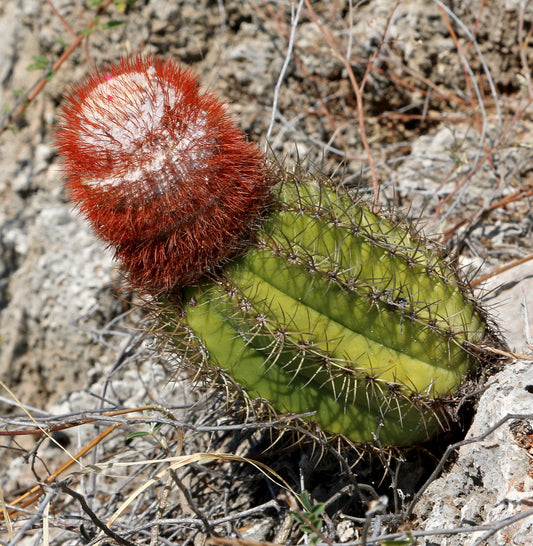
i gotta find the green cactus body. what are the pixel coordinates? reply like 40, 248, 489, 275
172, 178, 487, 446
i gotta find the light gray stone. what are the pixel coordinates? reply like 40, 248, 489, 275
413, 360, 533, 545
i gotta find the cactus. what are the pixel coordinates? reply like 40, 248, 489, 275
56, 55, 491, 447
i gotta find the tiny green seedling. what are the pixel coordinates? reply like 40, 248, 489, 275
291, 491, 326, 546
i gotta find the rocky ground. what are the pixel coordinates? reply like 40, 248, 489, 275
0, 0, 532, 544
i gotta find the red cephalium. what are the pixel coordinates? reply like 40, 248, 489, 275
56, 55, 272, 293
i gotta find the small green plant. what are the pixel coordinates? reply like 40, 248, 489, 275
127, 411, 168, 451
27, 55, 51, 72
291, 491, 325, 545
27, 56, 55, 82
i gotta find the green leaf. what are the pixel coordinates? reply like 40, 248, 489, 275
27, 55, 49, 71
101, 20, 125, 30
127, 430, 152, 439
300, 491, 313, 511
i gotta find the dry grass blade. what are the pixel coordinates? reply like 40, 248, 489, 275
0, 481, 14, 541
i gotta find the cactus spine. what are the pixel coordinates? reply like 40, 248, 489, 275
56, 55, 490, 447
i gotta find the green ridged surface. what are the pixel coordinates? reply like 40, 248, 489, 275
175, 179, 487, 446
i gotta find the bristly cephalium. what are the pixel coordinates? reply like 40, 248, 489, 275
56, 55, 273, 292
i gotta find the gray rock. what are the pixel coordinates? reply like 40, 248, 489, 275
412, 360, 533, 545
482, 261, 533, 352
0, 199, 116, 411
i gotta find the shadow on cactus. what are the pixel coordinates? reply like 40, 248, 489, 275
56, 55, 502, 448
